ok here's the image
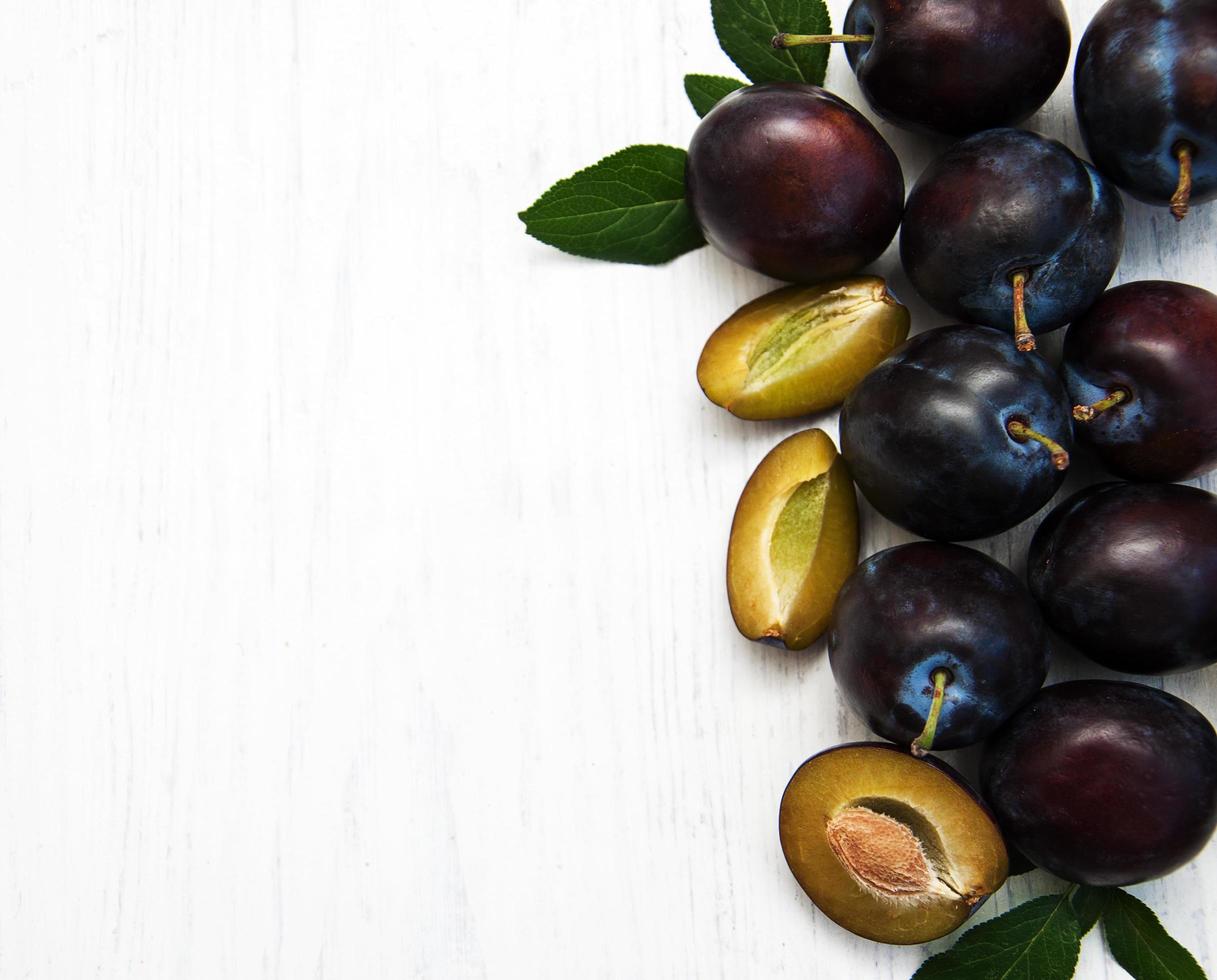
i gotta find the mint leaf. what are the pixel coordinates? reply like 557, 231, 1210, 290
1103, 889, 1207, 980
519, 145, 705, 265
911, 893, 1081, 980
1072, 886, 1113, 938
711, 0, 831, 86
684, 74, 747, 117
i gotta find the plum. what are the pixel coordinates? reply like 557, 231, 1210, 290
686, 84, 903, 283
1063, 280, 1217, 481
901, 129, 1124, 350
780, 743, 1008, 944
697, 277, 910, 420
773, 0, 1070, 137
829, 543, 1049, 750
982, 681, 1217, 886
1028, 482, 1217, 674
726, 429, 858, 649
1075, 0, 1217, 220
840, 325, 1073, 541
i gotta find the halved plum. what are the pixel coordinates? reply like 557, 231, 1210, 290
727, 429, 858, 649
779, 743, 1008, 944
698, 277, 910, 420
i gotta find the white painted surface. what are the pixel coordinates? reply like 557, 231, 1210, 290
0, 0, 1213, 976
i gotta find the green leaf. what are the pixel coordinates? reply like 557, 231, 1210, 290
1103, 889, 1207, 980
518, 145, 705, 266
911, 893, 1081, 980
710, 0, 832, 86
1072, 886, 1114, 938
684, 74, 747, 117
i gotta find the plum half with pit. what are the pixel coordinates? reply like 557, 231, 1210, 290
901, 128, 1124, 350
840, 325, 1074, 541
1075, 0, 1217, 220
982, 681, 1217, 886
1063, 280, 1217, 481
780, 743, 1008, 944
829, 543, 1049, 751
726, 429, 858, 649
686, 84, 904, 284
1028, 482, 1217, 674
773, 0, 1070, 137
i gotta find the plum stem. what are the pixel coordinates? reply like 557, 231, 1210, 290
1010, 270, 1036, 352
1073, 388, 1128, 422
1007, 418, 1070, 470
911, 668, 952, 757
1171, 142, 1194, 222
772, 32, 874, 48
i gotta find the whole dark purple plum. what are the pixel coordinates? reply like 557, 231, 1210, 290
1075, 0, 1217, 220
982, 681, 1217, 886
1063, 281, 1217, 481
773, 0, 1070, 137
840, 325, 1073, 541
685, 84, 904, 283
829, 543, 1049, 750
901, 129, 1124, 349
1028, 482, 1217, 674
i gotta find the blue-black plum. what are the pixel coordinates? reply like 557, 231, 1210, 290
829, 543, 1049, 750
772, 0, 1070, 137
1075, 0, 1217, 220
840, 325, 1074, 541
900, 129, 1124, 349
685, 84, 904, 283
1028, 482, 1217, 674
1063, 280, 1217, 481
982, 681, 1217, 886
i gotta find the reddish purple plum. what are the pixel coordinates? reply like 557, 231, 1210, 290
1028, 482, 1217, 674
772, 0, 1070, 137
1063, 280, 1217, 481
982, 681, 1217, 886
686, 84, 903, 283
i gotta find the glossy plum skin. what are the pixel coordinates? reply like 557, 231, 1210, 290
1063, 281, 1217, 481
829, 543, 1049, 749
839, 325, 1074, 541
982, 681, 1217, 886
686, 84, 904, 283
1028, 482, 1217, 674
841, 0, 1070, 136
901, 129, 1125, 335
1075, 0, 1217, 209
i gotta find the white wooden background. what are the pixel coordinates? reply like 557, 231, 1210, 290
0, 0, 1213, 976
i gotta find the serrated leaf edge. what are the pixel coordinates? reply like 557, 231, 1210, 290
1103, 890, 1208, 980
518, 145, 704, 266
710, 0, 830, 86
911, 893, 1081, 980
683, 73, 747, 117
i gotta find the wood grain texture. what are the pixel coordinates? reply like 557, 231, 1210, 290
0, 0, 1213, 976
